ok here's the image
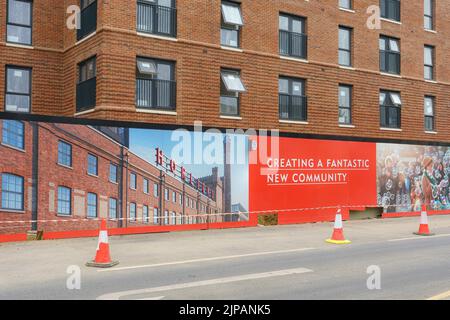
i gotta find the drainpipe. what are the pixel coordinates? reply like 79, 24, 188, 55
118, 146, 125, 228
30, 122, 39, 232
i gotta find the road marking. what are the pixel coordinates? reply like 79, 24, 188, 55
137, 296, 165, 300
97, 267, 313, 300
427, 290, 450, 300
388, 233, 450, 242
97, 247, 315, 273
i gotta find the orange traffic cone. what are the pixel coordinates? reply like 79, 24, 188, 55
413, 205, 435, 236
326, 208, 351, 244
86, 219, 119, 268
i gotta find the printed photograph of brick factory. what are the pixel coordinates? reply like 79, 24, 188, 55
0, 118, 250, 237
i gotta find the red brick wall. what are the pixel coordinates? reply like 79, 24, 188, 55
1, 0, 449, 145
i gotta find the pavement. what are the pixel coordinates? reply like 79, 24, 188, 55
1, 215, 450, 300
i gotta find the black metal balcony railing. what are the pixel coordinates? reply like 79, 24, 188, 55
380, 106, 401, 129
279, 30, 307, 59
137, 2, 177, 37
380, 51, 400, 74
279, 94, 307, 121
76, 77, 97, 112
136, 78, 176, 110
77, 1, 97, 41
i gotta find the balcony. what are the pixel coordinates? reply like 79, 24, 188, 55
279, 94, 307, 121
76, 77, 96, 113
77, 1, 97, 41
279, 30, 307, 59
136, 78, 176, 111
137, 1, 177, 38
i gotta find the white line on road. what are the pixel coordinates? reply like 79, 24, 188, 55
427, 290, 450, 300
96, 267, 313, 300
388, 234, 450, 242
97, 247, 315, 273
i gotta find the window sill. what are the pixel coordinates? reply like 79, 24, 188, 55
339, 8, 355, 13
75, 31, 97, 46
425, 131, 438, 135
109, 180, 118, 185
74, 108, 96, 116
380, 72, 402, 78
0, 209, 25, 214
424, 29, 437, 34
280, 55, 309, 64
5, 42, 34, 50
136, 108, 177, 116
57, 163, 73, 170
220, 115, 242, 120
136, 32, 178, 42
88, 173, 99, 178
1, 143, 25, 153
380, 18, 402, 25
380, 127, 402, 132
221, 46, 243, 53
57, 214, 72, 218
279, 120, 309, 125
339, 65, 355, 70
425, 79, 438, 84
339, 124, 355, 128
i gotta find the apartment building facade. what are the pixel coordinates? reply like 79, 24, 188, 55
0, 0, 449, 145
0, 119, 224, 234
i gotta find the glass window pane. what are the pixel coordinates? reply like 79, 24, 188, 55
221, 3, 243, 26
339, 108, 351, 124
379, 38, 386, 50
278, 78, 289, 94
8, 0, 32, 25
7, 25, 31, 44
390, 93, 402, 105
389, 39, 399, 52
220, 96, 238, 115
339, 86, 350, 107
5, 94, 30, 113
292, 19, 303, 34
339, 28, 350, 50
221, 28, 238, 47
292, 81, 303, 96
379, 92, 387, 105
424, 47, 433, 65
424, 97, 434, 115
424, 66, 433, 80
2, 120, 24, 149
424, 0, 432, 15
221, 73, 246, 92
339, 0, 351, 9
137, 59, 157, 75
339, 50, 351, 66
7, 68, 30, 94
279, 15, 289, 31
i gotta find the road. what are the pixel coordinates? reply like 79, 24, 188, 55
1, 215, 450, 300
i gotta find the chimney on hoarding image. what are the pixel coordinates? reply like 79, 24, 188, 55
223, 135, 232, 221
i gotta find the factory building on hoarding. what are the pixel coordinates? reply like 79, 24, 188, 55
0, 120, 225, 235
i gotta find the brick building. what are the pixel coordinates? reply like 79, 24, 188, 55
0, 0, 449, 145
0, 119, 224, 234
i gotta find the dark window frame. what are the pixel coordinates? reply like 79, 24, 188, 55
109, 197, 117, 219
380, 0, 401, 22
87, 153, 98, 176
380, 90, 402, 129
109, 163, 118, 183
5, 65, 32, 113
87, 192, 98, 218
130, 172, 137, 190
136, 0, 177, 38
379, 35, 400, 75
279, 13, 307, 59
1, 173, 24, 211
77, 0, 97, 41
220, 0, 243, 48
220, 68, 244, 117
278, 76, 307, 122
424, 0, 434, 30
424, 96, 435, 132
57, 140, 72, 167
57, 186, 72, 216
129, 202, 137, 221
6, 0, 33, 45
338, 26, 352, 67
76, 56, 97, 112
338, 84, 353, 125
339, 0, 353, 9
424, 45, 435, 81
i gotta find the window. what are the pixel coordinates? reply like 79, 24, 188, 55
153, 183, 159, 197
78, 0, 97, 40
380, 0, 400, 22
87, 154, 98, 176
171, 212, 176, 225
87, 192, 97, 218
1, 173, 24, 210
110, 163, 118, 183
338, 85, 352, 125
179, 194, 183, 206
137, 0, 177, 37
380, 90, 402, 129
424, 96, 435, 131
129, 202, 136, 221
109, 198, 117, 219
424, 0, 434, 30
165, 188, 169, 201
136, 57, 176, 110
172, 191, 176, 202
339, 0, 352, 9
2, 120, 24, 150
57, 186, 71, 216
7, 0, 32, 45
130, 172, 137, 189
143, 178, 149, 194
220, 69, 246, 116
338, 27, 352, 67
380, 36, 400, 75
153, 207, 159, 224
279, 14, 307, 59
5, 66, 31, 113
279, 77, 307, 121
143, 205, 149, 223
424, 46, 434, 80
76, 57, 97, 112
164, 210, 169, 225
58, 141, 72, 167
221, 1, 243, 48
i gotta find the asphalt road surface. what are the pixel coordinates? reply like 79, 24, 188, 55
1, 215, 450, 300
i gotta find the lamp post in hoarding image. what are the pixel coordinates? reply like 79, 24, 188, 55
2, 0, 450, 309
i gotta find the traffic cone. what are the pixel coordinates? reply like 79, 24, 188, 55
326, 208, 351, 244
86, 219, 119, 268
413, 205, 435, 236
